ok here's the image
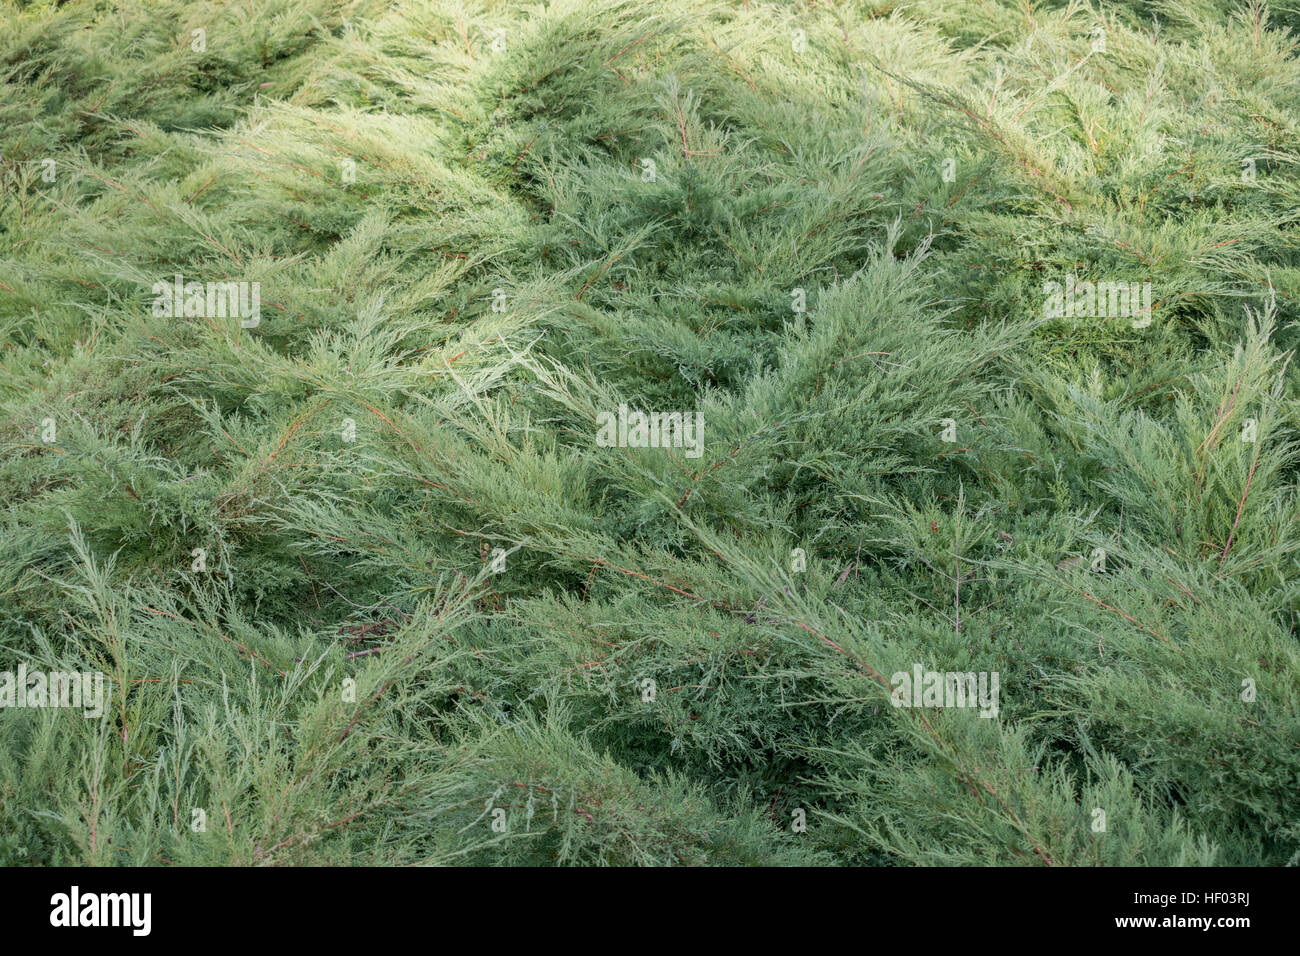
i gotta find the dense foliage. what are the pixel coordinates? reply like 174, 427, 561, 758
2, 0, 1298, 865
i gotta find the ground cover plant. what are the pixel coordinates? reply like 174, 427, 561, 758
1, 0, 1298, 866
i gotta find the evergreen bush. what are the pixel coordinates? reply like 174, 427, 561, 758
1, 0, 1297, 865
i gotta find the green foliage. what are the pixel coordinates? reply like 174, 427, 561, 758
1, 0, 1298, 866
